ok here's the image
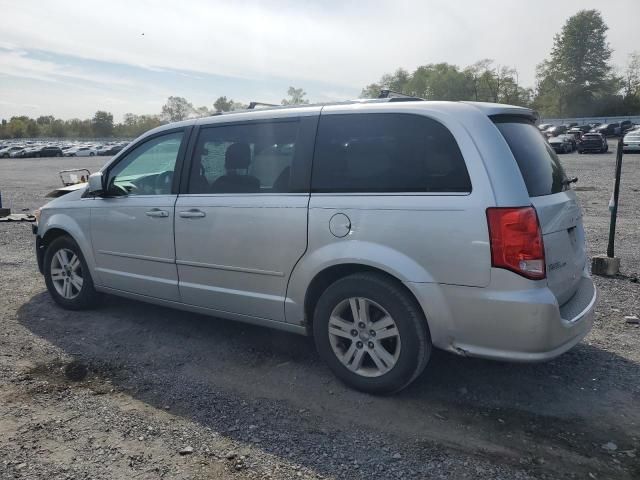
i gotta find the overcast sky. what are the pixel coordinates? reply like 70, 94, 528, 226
1, 0, 639, 121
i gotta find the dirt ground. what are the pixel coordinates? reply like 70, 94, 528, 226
0, 145, 639, 480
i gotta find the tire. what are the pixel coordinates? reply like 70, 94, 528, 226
89, 152, 95, 156
44, 235, 98, 310
313, 272, 431, 394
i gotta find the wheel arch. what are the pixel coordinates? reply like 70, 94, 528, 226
302, 263, 430, 338
38, 212, 97, 279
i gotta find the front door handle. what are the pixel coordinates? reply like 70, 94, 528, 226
145, 209, 169, 218
179, 209, 206, 218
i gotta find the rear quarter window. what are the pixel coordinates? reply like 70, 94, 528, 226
312, 113, 471, 193
493, 116, 569, 197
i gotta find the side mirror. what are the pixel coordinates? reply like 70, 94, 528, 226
87, 172, 105, 195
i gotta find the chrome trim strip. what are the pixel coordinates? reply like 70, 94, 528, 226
97, 250, 174, 264
176, 260, 284, 277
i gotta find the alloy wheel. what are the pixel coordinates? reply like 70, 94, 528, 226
50, 248, 83, 299
328, 297, 401, 377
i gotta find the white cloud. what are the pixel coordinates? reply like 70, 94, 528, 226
0, 0, 639, 119
0, 48, 136, 87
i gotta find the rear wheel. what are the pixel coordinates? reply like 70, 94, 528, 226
44, 235, 98, 310
313, 272, 431, 394
89, 152, 95, 156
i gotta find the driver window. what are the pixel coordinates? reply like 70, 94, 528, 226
108, 131, 184, 196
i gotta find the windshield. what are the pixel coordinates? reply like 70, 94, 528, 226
493, 116, 569, 197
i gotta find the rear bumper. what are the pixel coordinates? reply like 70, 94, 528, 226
406, 271, 596, 362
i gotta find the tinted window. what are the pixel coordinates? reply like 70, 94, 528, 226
493, 116, 568, 197
311, 113, 471, 193
108, 131, 183, 196
188, 121, 299, 194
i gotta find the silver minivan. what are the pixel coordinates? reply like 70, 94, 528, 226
33, 99, 596, 393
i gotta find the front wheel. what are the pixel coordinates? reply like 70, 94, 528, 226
313, 273, 431, 394
89, 152, 95, 156
44, 235, 98, 310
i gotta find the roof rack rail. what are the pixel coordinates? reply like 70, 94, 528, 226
248, 101, 279, 109
378, 89, 424, 101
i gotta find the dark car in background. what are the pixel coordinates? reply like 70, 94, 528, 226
98, 144, 126, 156
620, 120, 635, 134
548, 134, 574, 153
32, 146, 64, 158
545, 125, 567, 138
578, 133, 608, 153
593, 123, 619, 136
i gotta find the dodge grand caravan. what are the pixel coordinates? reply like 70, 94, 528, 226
33, 99, 596, 393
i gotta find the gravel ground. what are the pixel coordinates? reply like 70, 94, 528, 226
0, 144, 639, 480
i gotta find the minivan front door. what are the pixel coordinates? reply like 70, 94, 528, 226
90, 130, 188, 301
174, 116, 317, 321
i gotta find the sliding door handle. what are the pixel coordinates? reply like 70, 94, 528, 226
145, 209, 169, 218
179, 209, 206, 218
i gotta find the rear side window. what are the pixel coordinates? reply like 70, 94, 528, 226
493, 116, 569, 197
312, 113, 471, 193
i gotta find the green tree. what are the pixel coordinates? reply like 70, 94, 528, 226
194, 106, 211, 118
26, 119, 40, 138
534, 9, 619, 116
8, 118, 27, 138
213, 96, 234, 112
281, 87, 309, 105
161, 96, 193, 122
92, 111, 114, 137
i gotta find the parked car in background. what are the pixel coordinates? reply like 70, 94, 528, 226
33, 100, 596, 393
566, 128, 584, 143
538, 123, 553, 132
65, 146, 97, 157
577, 133, 608, 153
0, 145, 26, 158
8, 147, 27, 158
549, 135, 574, 153
622, 131, 640, 153
545, 125, 567, 138
98, 144, 126, 156
593, 123, 619, 136
562, 122, 578, 129
620, 120, 635, 134
32, 146, 64, 157
575, 125, 592, 134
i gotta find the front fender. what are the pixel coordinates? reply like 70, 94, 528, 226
39, 210, 97, 281
285, 240, 435, 326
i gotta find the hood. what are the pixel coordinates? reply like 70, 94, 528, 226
46, 182, 87, 198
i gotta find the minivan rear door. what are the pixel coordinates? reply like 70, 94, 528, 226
493, 117, 587, 306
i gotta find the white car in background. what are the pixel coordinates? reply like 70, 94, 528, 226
64, 146, 97, 157
622, 131, 640, 153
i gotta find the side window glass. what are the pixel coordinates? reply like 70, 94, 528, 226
311, 113, 471, 193
188, 122, 299, 194
108, 131, 183, 196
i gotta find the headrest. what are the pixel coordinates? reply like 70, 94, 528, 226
225, 143, 251, 169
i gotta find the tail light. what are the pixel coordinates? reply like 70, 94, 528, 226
486, 207, 545, 280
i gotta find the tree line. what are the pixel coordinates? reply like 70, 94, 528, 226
362, 10, 640, 117
0, 87, 309, 139
1, 10, 638, 140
